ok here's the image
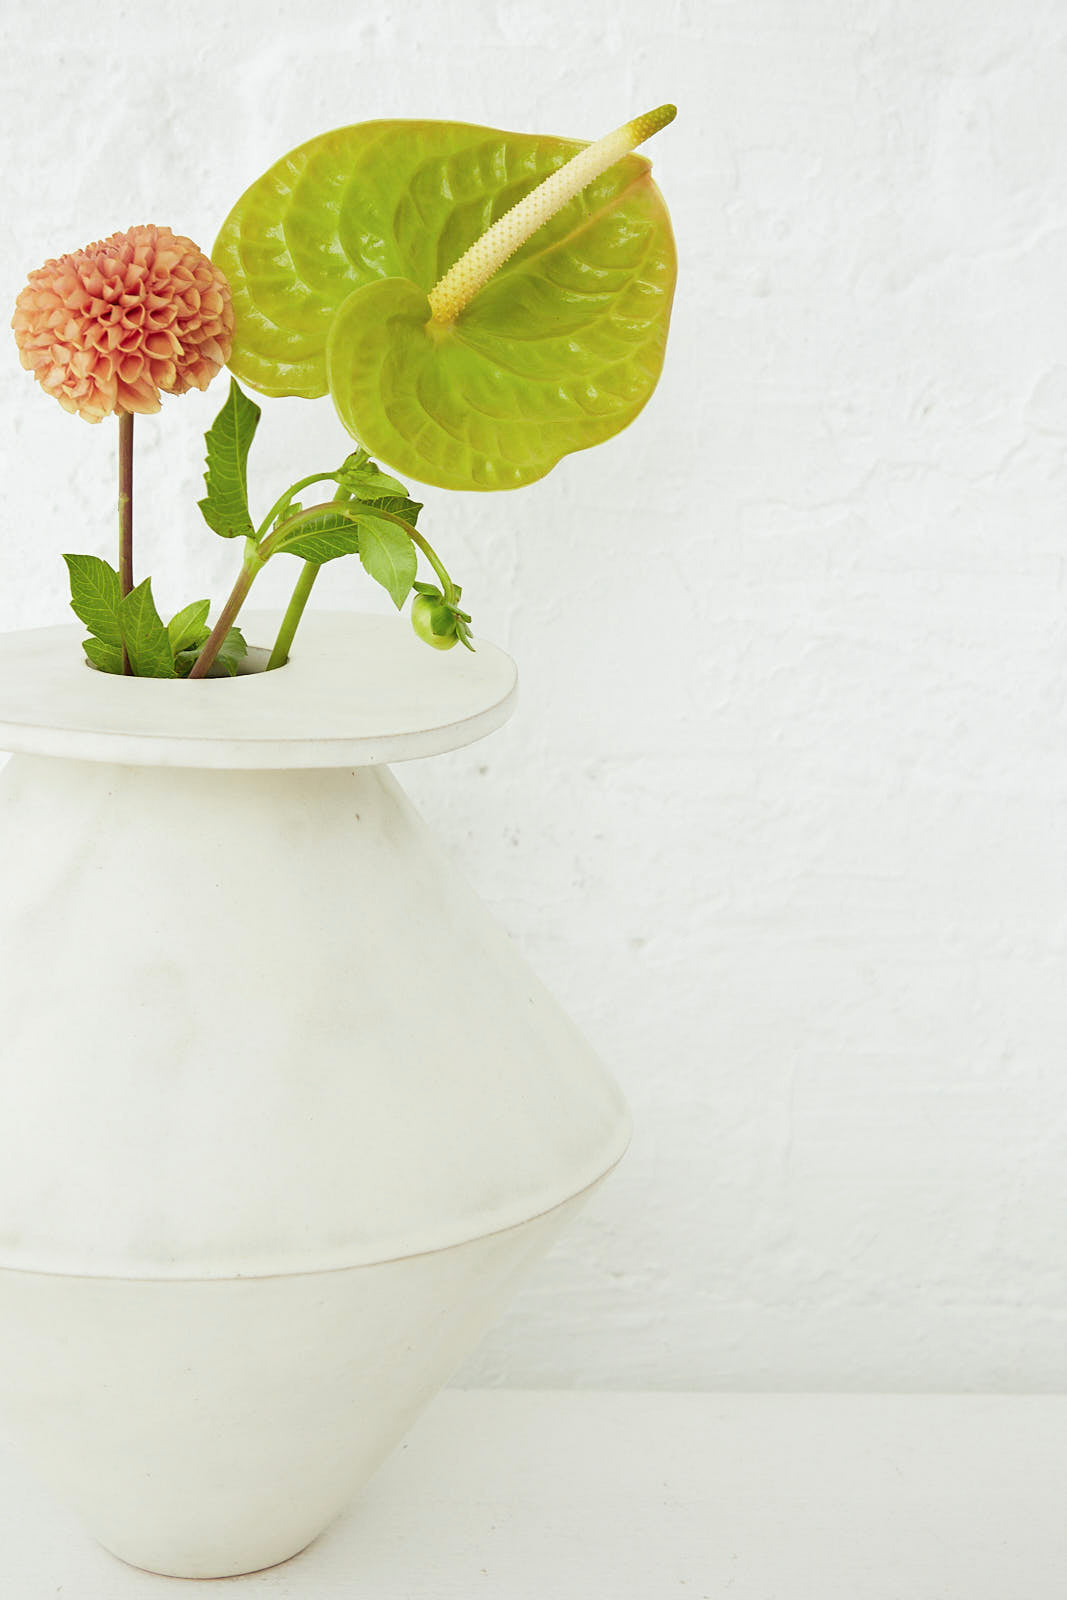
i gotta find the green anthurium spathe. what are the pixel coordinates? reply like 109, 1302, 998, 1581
214, 107, 677, 491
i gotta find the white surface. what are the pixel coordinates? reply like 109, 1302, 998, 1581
0, 1391, 1063, 1597
2, 2, 1067, 1391
0, 1202, 585, 1578
0, 613, 517, 766
0, 693, 627, 1575
0, 750, 628, 1277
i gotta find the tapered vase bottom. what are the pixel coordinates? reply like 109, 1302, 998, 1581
0, 1191, 587, 1580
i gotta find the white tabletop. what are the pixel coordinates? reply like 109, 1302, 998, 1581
0, 1390, 1063, 1597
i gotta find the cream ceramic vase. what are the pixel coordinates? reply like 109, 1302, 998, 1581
0, 611, 630, 1580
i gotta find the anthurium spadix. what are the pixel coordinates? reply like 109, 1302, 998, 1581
214, 106, 677, 491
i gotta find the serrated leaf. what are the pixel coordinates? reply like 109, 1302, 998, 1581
357, 514, 417, 608
198, 378, 262, 539
271, 499, 421, 567
120, 579, 177, 678
274, 505, 363, 564
82, 636, 123, 673
365, 493, 423, 525
167, 599, 211, 657
64, 554, 123, 646
215, 119, 676, 490
280, 530, 363, 564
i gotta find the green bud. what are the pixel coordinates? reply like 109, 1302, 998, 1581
411, 593, 459, 650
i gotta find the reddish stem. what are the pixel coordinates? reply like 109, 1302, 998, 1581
118, 410, 134, 675
186, 562, 258, 680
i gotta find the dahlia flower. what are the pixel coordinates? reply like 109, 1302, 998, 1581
11, 225, 233, 422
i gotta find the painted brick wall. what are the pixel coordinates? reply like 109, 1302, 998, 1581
1, 0, 1064, 1390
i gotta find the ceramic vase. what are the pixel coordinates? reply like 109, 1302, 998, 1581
0, 612, 630, 1579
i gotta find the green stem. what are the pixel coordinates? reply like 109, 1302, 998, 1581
118, 410, 134, 675
267, 561, 320, 670
261, 500, 458, 602
406, 526, 456, 602
265, 483, 356, 670
187, 556, 261, 680
254, 472, 343, 541
258, 504, 329, 562
197, 498, 458, 683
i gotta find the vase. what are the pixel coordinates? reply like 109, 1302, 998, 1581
0, 611, 630, 1579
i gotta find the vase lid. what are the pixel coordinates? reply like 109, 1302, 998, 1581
0, 611, 517, 767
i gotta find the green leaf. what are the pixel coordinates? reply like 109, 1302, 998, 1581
120, 579, 177, 678
271, 498, 421, 568
214, 119, 676, 490
336, 450, 410, 503
64, 554, 123, 646
357, 513, 417, 608
82, 636, 123, 673
274, 505, 363, 564
167, 599, 211, 657
197, 378, 262, 539
280, 529, 363, 564
177, 626, 249, 678
214, 626, 249, 676
334, 453, 421, 523
365, 492, 423, 525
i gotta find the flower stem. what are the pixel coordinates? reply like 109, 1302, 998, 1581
265, 481, 357, 668
267, 560, 320, 670
191, 494, 459, 681
265, 500, 458, 601
254, 471, 343, 542
118, 410, 134, 674
187, 557, 260, 680
427, 104, 676, 325
406, 526, 455, 601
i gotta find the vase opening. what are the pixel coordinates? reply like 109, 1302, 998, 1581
85, 644, 281, 680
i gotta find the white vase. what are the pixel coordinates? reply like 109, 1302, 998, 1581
0, 612, 630, 1579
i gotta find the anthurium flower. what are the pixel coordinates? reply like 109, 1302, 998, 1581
11, 225, 233, 422
215, 106, 677, 490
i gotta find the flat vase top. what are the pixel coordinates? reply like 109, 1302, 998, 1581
0, 611, 518, 768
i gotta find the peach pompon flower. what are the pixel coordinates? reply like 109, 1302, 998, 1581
11, 225, 234, 422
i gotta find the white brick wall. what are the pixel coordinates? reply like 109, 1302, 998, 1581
1, 0, 1064, 1390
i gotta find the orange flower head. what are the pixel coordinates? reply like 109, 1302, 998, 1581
11, 224, 234, 422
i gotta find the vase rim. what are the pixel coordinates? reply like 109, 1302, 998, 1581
0, 610, 517, 769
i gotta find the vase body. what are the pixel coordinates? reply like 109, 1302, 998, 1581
0, 616, 630, 1578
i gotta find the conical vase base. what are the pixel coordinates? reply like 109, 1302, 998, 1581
0, 1191, 588, 1580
